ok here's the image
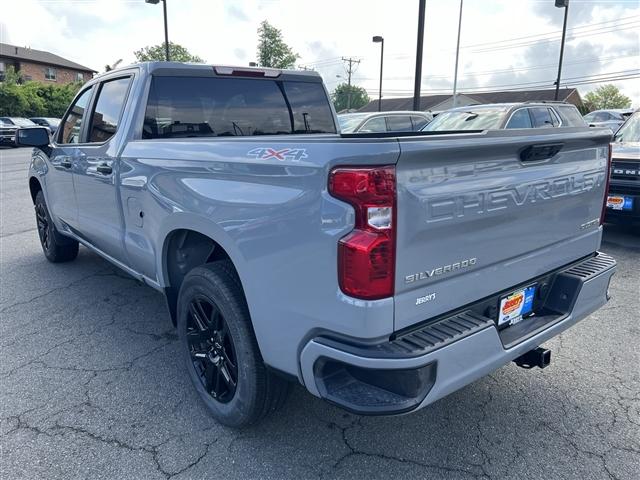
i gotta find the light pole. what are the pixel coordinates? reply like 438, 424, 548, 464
145, 0, 170, 61
413, 0, 426, 111
373, 36, 384, 112
554, 0, 570, 101
452, 0, 463, 108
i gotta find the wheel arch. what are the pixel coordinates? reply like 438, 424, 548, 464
160, 225, 246, 326
29, 176, 42, 204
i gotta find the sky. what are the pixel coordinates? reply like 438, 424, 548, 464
2, 0, 639, 106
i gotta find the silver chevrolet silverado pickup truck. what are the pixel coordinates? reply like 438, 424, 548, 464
20, 62, 616, 427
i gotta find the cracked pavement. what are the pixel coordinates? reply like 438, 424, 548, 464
1, 147, 639, 479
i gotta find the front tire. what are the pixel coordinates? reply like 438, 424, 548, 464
34, 190, 79, 263
177, 261, 289, 427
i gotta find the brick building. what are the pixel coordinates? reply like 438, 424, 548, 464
0, 43, 96, 84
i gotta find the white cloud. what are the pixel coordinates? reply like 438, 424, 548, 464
2, 0, 638, 105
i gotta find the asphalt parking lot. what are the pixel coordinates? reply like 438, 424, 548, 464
1, 146, 638, 480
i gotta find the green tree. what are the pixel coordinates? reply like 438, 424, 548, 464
331, 83, 370, 112
256, 21, 299, 68
134, 42, 204, 63
37, 82, 83, 117
584, 84, 631, 111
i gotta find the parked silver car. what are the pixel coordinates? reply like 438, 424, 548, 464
338, 111, 432, 133
583, 109, 634, 132
423, 102, 586, 131
0, 119, 19, 147
0, 117, 38, 147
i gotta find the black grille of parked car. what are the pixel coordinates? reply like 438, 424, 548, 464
611, 161, 640, 182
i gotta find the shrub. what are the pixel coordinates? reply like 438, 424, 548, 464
0, 67, 81, 118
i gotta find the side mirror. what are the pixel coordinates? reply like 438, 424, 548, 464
16, 127, 50, 148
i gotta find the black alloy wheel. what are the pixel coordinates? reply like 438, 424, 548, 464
186, 295, 238, 403
34, 190, 79, 262
177, 261, 290, 427
35, 201, 51, 251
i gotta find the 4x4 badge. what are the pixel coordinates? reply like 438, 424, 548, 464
247, 147, 308, 161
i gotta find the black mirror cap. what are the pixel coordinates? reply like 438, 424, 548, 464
16, 127, 50, 148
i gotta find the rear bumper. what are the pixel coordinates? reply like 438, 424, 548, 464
299, 252, 616, 415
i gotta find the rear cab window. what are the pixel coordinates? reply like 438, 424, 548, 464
143, 76, 336, 139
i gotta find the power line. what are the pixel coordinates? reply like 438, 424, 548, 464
468, 22, 639, 54
351, 53, 638, 82
373, 18, 639, 61
363, 69, 640, 96
460, 14, 639, 49
341, 57, 361, 110
301, 15, 639, 71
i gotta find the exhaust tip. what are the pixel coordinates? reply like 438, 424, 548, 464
514, 347, 551, 369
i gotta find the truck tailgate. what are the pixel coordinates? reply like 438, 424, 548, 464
394, 128, 611, 331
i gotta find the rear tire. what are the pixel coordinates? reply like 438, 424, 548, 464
177, 261, 289, 427
34, 190, 79, 263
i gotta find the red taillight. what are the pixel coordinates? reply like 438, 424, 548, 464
601, 143, 612, 225
329, 166, 396, 300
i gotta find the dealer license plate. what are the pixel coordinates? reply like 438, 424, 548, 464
498, 285, 536, 327
606, 195, 633, 211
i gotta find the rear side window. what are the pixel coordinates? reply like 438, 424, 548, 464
359, 117, 387, 133
89, 77, 131, 143
386, 115, 413, 132
143, 76, 335, 138
556, 105, 585, 127
411, 116, 428, 130
530, 107, 556, 128
59, 87, 93, 144
505, 109, 532, 129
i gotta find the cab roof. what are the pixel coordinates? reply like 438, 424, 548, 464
91, 61, 323, 83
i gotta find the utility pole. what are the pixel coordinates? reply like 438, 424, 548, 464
372, 37, 384, 112
341, 57, 360, 110
554, 0, 570, 101
413, 0, 426, 111
452, 0, 463, 108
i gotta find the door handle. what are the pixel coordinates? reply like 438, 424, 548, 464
96, 163, 113, 175
60, 159, 73, 168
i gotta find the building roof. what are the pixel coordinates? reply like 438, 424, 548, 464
0, 43, 96, 73
359, 88, 580, 112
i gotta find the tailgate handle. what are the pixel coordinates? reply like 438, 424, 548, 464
520, 143, 563, 162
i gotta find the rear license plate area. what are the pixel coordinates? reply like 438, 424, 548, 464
497, 285, 536, 328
